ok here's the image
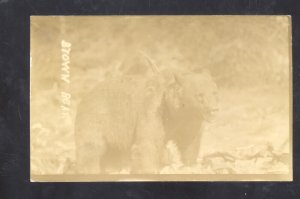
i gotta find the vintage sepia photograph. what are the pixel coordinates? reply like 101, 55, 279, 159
30, 16, 292, 181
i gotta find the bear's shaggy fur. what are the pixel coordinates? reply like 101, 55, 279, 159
75, 67, 218, 174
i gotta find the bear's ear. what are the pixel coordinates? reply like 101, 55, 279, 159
164, 85, 182, 110
173, 74, 182, 86
170, 72, 187, 87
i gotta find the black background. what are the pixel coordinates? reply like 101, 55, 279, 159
0, 0, 299, 198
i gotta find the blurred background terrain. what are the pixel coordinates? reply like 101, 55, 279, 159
30, 16, 290, 176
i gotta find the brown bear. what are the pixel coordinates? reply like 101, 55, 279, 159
74, 63, 218, 174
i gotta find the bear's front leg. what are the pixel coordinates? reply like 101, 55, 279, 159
130, 142, 162, 174
130, 114, 165, 174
